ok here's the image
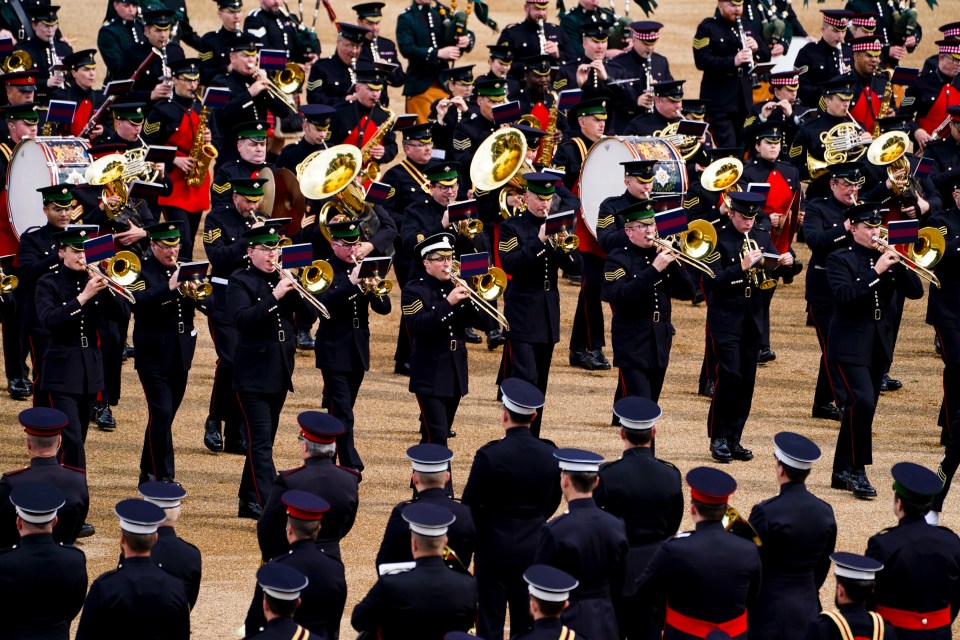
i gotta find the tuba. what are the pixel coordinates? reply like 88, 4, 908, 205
85, 154, 129, 218
300, 145, 380, 244
654, 121, 702, 162
470, 128, 534, 219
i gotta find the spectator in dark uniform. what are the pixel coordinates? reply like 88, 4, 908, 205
198, 0, 245, 87
748, 432, 838, 640
638, 467, 762, 640
0, 408, 90, 547
245, 564, 311, 640
246, 491, 346, 639
276, 104, 333, 173
462, 378, 561, 640
352, 503, 477, 638
498, 0, 571, 75
608, 21, 674, 129
305, 22, 369, 107
96, 0, 146, 82
375, 444, 476, 570
0, 483, 87, 639
428, 65, 475, 159
804, 553, 896, 640
211, 121, 270, 212
692, 0, 771, 147
795, 11, 854, 109
866, 462, 960, 639
257, 413, 360, 562
75, 499, 190, 640
535, 448, 628, 640
514, 565, 581, 640
354, 2, 406, 98
138, 482, 202, 610
595, 397, 683, 639
313, 219, 392, 471
826, 203, 923, 499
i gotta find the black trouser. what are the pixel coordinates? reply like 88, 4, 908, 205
707, 325, 761, 445
138, 367, 189, 481
475, 558, 533, 640
208, 316, 243, 446
615, 366, 667, 404
884, 289, 906, 377
933, 325, 960, 512
706, 110, 745, 148
50, 391, 95, 469
2, 291, 26, 382
100, 312, 126, 407
28, 333, 51, 408
808, 302, 841, 407
499, 339, 554, 438
394, 259, 413, 365
162, 206, 202, 262
831, 346, 887, 472
698, 311, 717, 394
760, 287, 774, 350
321, 368, 365, 470
415, 392, 461, 447
237, 389, 287, 506
569, 252, 606, 351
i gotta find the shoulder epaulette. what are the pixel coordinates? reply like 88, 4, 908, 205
280, 465, 306, 477
1, 465, 30, 478
336, 464, 362, 479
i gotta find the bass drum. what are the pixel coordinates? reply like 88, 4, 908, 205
579, 136, 688, 238
7, 137, 91, 240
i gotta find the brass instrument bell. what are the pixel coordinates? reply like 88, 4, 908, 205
0, 272, 18, 293
679, 219, 718, 260
300, 260, 334, 294
470, 128, 534, 219
103, 251, 142, 287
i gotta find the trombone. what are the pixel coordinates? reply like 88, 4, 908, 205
247, 62, 304, 111
645, 231, 716, 278
81, 251, 140, 304
272, 257, 334, 318
872, 227, 943, 289
445, 261, 511, 330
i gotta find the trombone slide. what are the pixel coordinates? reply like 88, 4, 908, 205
871, 235, 941, 289
278, 267, 332, 318
647, 236, 716, 278
85, 264, 137, 304
445, 266, 511, 331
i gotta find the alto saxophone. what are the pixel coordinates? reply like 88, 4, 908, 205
539, 91, 560, 167
360, 106, 397, 183
186, 105, 218, 187
872, 69, 895, 138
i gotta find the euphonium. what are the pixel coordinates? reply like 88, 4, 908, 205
470, 128, 534, 219
85, 154, 128, 218
741, 231, 776, 290
185, 105, 218, 187
655, 120, 702, 162
866, 131, 915, 198
360, 106, 397, 183
300, 145, 378, 244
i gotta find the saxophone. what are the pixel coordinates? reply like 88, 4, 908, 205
539, 92, 560, 167
186, 105, 218, 187
360, 106, 396, 183
872, 69, 895, 138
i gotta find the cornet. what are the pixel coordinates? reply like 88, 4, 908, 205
351, 256, 393, 297
546, 224, 580, 253
175, 262, 213, 300
454, 218, 484, 239
741, 231, 777, 291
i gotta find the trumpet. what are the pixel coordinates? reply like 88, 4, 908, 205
445, 261, 510, 330
546, 225, 580, 253
741, 231, 777, 291
175, 263, 213, 301
351, 256, 393, 297
454, 217, 484, 239
272, 258, 334, 318
645, 233, 716, 278
872, 227, 942, 289
81, 251, 140, 304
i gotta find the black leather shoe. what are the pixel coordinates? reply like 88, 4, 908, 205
880, 374, 902, 392
224, 434, 248, 455
569, 349, 590, 369
486, 329, 506, 350
812, 403, 842, 421
699, 380, 715, 398
77, 523, 96, 538
138, 472, 155, 485
447, 429, 457, 439
831, 470, 852, 490
710, 438, 732, 463
122, 343, 135, 361
563, 274, 582, 285
730, 442, 754, 461
296, 329, 315, 350
95, 404, 116, 431
936, 334, 943, 355
394, 361, 410, 376
691, 290, 705, 306
757, 348, 776, 363
22, 377, 32, 393
464, 328, 483, 344
586, 349, 612, 370
238, 501, 263, 520
203, 418, 223, 453
848, 470, 878, 499
8, 378, 29, 400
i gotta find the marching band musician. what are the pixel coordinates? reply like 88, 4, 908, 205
229, 220, 311, 520
34, 225, 125, 470
0, 70, 38, 115
119, 9, 184, 107
866, 115, 940, 218
897, 40, 960, 149
306, 22, 370, 107
922, 22, 960, 75
623, 79, 684, 136
826, 203, 923, 499
559, 0, 612, 60
926, 106, 960, 206
596, 160, 656, 256
844, 36, 892, 136
512, 54, 554, 118
199, 0, 245, 88
428, 64, 474, 158
929, 178, 960, 524
451, 76, 504, 169
396, 0, 476, 123
211, 121, 270, 212
702, 191, 792, 463
601, 201, 695, 405
50, 49, 107, 140
312, 219, 392, 473
743, 69, 812, 159
329, 65, 398, 165
354, 3, 406, 96
607, 21, 674, 130
13, 4, 72, 105
497, 173, 581, 437
276, 104, 333, 172
402, 232, 495, 446
498, 0, 571, 72
201, 177, 266, 455
474, 45, 521, 102
96, 0, 145, 83
802, 163, 862, 424
692, 0, 771, 147
844, 0, 921, 61
144, 58, 219, 262
244, 0, 319, 66
553, 23, 615, 105
130, 222, 199, 486
795, 11, 854, 110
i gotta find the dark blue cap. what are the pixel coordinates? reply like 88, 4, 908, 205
524, 564, 579, 602
10, 482, 65, 524
406, 444, 454, 473
228, 35, 263, 53
845, 201, 884, 225
298, 411, 345, 444
402, 122, 434, 142
299, 104, 335, 125
621, 159, 657, 180
337, 22, 371, 44
652, 79, 685, 99
554, 448, 604, 472
727, 191, 766, 218
613, 397, 662, 431
580, 21, 611, 40
500, 377, 545, 415
513, 123, 547, 147
441, 64, 475, 84
752, 121, 784, 142
257, 563, 309, 600
891, 462, 943, 502
831, 551, 882, 580
773, 432, 821, 470
822, 75, 854, 98
138, 481, 187, 509
282, 489, 330, 520
487, 44, 514, 61
115, 498, 165, 534
19, 407, 69, 437
402, 502, 456, 536
828, 161, 865, 184
687, 466, 737, 505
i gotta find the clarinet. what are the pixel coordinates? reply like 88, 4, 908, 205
537, 19, 547, 55
735, 17, 755, 76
